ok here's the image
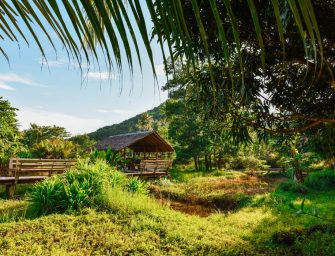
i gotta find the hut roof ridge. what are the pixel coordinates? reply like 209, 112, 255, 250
108, 130, 153, 138
96, 130, 174, 153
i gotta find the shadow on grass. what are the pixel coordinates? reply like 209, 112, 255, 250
248, 191, 335, 255
0, 184, 39, 223
0, 184, 34, 200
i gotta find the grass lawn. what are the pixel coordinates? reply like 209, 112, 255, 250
0, 171, 334, 255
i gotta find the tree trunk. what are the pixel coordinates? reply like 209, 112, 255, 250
209, 153, 212, 171
194, 156, 198, 171
213, 149, 217, 168
218, 150, 223, 170
291, 148, 304, 182
204, 154, 208, 172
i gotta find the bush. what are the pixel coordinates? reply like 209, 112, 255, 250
126, 177, 148, 194
230, 155, 269, 172
304, 169, 335, 191
90, 148, 125, 168
27, 160, 147, 216
31, 138, 78, 159
278, 180, 308, 194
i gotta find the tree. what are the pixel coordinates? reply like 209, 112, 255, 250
305, 124, 335, 170
69, 134, 96, 155
156, 1, 335, 137
0, 97, 21, 171
22, 124, 70, 148
136, 112, 154, 131
2, 1, 333, 142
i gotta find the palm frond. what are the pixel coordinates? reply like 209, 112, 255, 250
0, 1, 326, 82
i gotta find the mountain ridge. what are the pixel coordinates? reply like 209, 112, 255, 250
88, 103, 165, 141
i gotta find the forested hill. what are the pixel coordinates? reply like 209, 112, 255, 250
88, 104, 164, 141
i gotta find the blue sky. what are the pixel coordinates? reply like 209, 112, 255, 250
0, 4, 167, 135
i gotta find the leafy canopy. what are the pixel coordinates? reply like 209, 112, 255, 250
0, 97, 21, 164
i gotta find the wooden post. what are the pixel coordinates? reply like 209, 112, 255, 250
49, 161, 54, 177
13, 158, 19, 195
6, 185, 15, 199
123, 148, 127, 170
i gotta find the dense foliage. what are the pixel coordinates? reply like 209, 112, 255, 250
156, 1, 335, 139
22, 123, 69, 148
69, 134, 96, 151
30, 139, 78, 159
0, 98, 21, 171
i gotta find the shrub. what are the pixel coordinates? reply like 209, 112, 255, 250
90, 148, 125, 168
126, 177, 148, 194
230, 155, 269, 172
278, 180, 308, 194
31, 138, 78, 159
304, 169, 335, 191
27, 160, 147, 216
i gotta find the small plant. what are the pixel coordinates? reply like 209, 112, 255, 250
126, 178, 148, 194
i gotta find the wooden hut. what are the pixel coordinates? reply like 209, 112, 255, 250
96, 131, 174, 177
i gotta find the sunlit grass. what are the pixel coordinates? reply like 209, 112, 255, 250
0, 164, 334, 255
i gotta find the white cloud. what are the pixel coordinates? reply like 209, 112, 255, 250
0, 82, 16, 91
17, 107, 108, 135
155, 64, 166, 76
0, 73, 48, 90
97, 109, 135, 115
87, 71, 117, 80
40, 59, 68, 67
38, 57, 88, 69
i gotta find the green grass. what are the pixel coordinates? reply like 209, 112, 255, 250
0, 164, 334, 255
150, 173, 274, 212
168, 164, 243, 182
0, 189, 334, 255
0, 184, 33, 199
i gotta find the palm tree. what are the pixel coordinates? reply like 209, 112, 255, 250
136, 112, 154, 131
0, 1, 325, 77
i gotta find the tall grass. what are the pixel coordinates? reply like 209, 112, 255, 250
27, 159, 147, 216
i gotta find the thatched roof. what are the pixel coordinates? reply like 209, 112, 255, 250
96, 131, 174, 153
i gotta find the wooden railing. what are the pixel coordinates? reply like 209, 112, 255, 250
0, 158, 76, 197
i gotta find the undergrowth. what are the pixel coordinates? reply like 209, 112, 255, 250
0, 164, 334, 255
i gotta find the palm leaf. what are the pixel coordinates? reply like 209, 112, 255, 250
0, 0, 326, 84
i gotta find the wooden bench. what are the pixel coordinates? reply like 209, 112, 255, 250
125, 159, 172, 178
141, 159, 172, 177
0, 158, 76, 197
266, 167, 286, 174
